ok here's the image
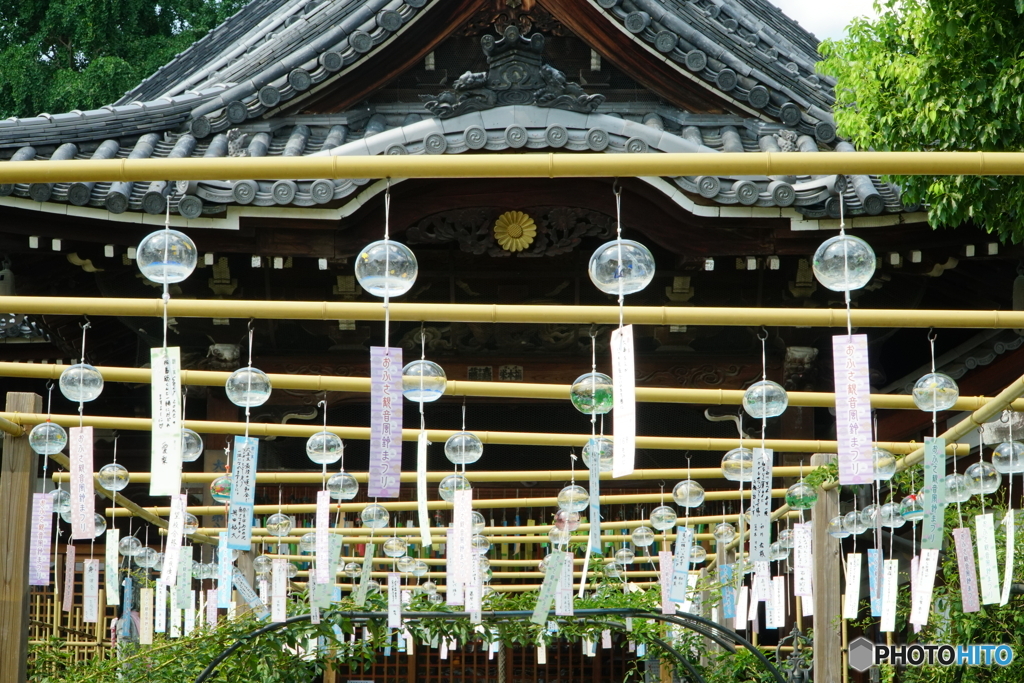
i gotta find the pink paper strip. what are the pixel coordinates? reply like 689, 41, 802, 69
659, 550, 675, 614
793, 522, 812, 596
69, 426, 96, 539
832, 335, 873, 485
29, 493, 53, 585
62, 546, 75, 612
368, 346, 402, 498
953, 528, 980, 613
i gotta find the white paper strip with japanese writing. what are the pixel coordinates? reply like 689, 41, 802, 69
218, 533, 233, 608
169, 587, 181, 638
369, 346, 402, 498
104, 528, 119, 604
749, 448, 772, 562
29, 493, 53, 586
272, 558, 288, 622
70, 426, 95, 540
843, 553, 861, 620
233, 567, 270, 619
588, 457, 601, 552
140, 587, 154, 645
162, 493, 186, 584
921, 437, 946, 550
910, 548, 939, 625
83, 559, 99, 623
387, 572, 402, 628
734, 586, 748, 630
176, 545, 193, 605
659, 550, 675, 615
832, 334, 873, 485
315, 490, 331, 584
354, 543, 375, 607
206, 587, 218, 626
446, 527, 462, 606
611, 325, 635, 478
417, 431, 431, 549
155, 580, 167, 633
150, 346, 182, 496
868, 548, 882, 617
976, 512, 1000, 604
1001, 509, 1015, 606
793, 522, 812, 596
880, 559, 899, 632
952, 528, 980, 613
556, 552, 574, 616
770, 576, 786, 628
184, 591, 196, 635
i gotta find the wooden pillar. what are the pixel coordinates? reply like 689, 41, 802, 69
812, 452, 841, 683
0, 391, 42, 683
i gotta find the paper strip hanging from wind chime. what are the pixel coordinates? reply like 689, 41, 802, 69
832, 335, 874, 485
369, 346, 402, 498
149, 346, 182, 496
28, 493, 53, 586
227, 436, 258, 550
69, 426, 95, 540
610, 325, 636, 478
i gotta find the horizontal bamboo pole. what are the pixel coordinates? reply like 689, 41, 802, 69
0, 414, 25, 437
4, 296, 1024, 329
53, 466, 805, 484
266, 555, 682, 564
0, 152, 1022, 184
290, 581, 659, 594
5, 361, 1015, 413
4, 410, 937, 455
199, 533, 700, 544
115, 488, 788, 517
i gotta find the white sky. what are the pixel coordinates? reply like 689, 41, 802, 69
769, 0, 879, 42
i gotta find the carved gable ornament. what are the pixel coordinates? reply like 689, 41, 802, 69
421, 25, 605, 119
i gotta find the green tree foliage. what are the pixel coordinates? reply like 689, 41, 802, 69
818, 0, 1024, 242
0, 0, 247, 119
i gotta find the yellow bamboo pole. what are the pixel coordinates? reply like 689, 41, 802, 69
53, 466, 804, 485
115, 488, 789, 517
4, 361, 1016, 412
2, 410, 948, 455
0, 151, 1022, 184
3, 296, 1024, 329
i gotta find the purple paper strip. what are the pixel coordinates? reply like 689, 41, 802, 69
953, 527, 980, 613
368, 346, 402, 498
832, 335, 873, 485
70, 426, 96, 539
29, 493, 53, 585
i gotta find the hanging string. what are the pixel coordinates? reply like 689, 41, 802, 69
383, 178, 392, 350
951, 442, 964, 529
590, 326, 598, 443
613, 182, 625, 330
77, 321, 91, 427
839, 189, 853, 338
928, 330, 938, 441
41, 381, 54, 488
758, 328, 768, 455
319, 399, 329, 489
1008, 410, 1014, 516
110, 435, 119, 527
245, 320, 255, 439
162, 198, 171, 349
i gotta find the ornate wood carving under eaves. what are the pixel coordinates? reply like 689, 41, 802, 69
421, 26, 604, 119
406, 206, 614, 257
456, 2, 572, 38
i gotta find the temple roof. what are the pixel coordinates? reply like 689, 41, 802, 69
0, 0, 917, 228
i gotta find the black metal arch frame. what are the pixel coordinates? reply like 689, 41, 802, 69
194, 607, 785, 683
